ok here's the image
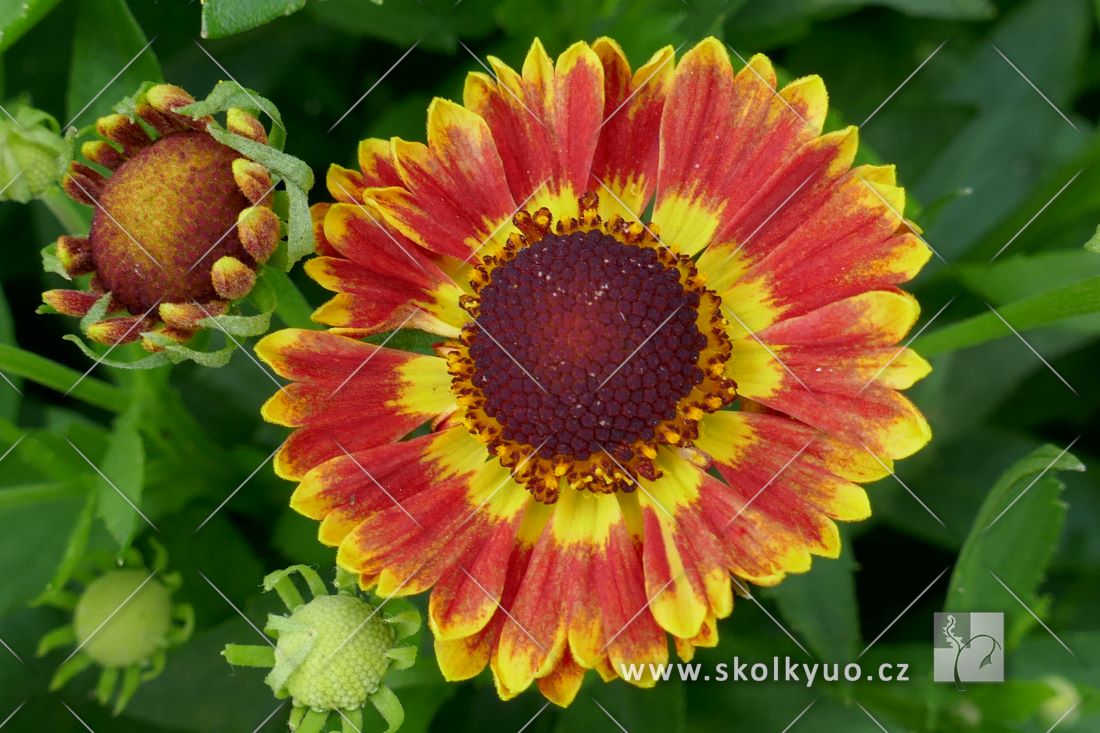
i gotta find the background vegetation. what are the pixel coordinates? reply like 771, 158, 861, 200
1, 0, 1097, 731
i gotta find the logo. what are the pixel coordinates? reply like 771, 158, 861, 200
933, 612, 1004, 688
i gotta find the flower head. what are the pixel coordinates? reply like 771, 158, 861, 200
223, 565, 418, 733
37, 541, 193, 714
40, 82, 312, 363
257, 37, 933, 705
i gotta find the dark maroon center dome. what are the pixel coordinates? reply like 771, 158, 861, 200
469, 230, 707, 460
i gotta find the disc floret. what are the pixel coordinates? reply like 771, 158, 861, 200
223, 566, 418, 733
36, 541, 194, 714
447, 192, 737, 503
39, 81, 312, 365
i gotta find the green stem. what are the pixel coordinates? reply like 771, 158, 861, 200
0, 480, 85, 509
39, 188, 91, 235
0, 344, 124, 411
262, 267, 317, 330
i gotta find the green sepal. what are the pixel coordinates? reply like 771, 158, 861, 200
340, 708, 364, 733
369, 685, 404, 733
143, 332, 236, 368
96, 666, 118, 706
148, 538, 169, 573
62, 334, 171, 370
263, 564, 328, 610
202, 124, 314, 266
176, 80, 286, 149
50, 652, 92, 691
36, 589, 80, 611
384, 609, 421, 640
112, 81, 159, 119
294, 708, 330, 733
384, 645, 417, 671
37, 625, 77, 656
333, 566, 361, 594
40, 242, 69, 279
113, 665, 142, 715
205, 126, 311, 191
79, 292, 113, 331
142, 647, 167, 682
289, 705, 307, 730
222, 644, 277, 668
167, 603, 195, 645
198, 309, 273, 338
283, 182, 313, 265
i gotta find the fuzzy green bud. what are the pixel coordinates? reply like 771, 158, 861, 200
74, 569, 172, 667
0, 100, 66, 202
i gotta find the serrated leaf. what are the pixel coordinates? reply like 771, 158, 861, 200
93, 418, 145, 549
66, 0, 162, 129
201, 0, 308, 39
946, 444, 1084, 646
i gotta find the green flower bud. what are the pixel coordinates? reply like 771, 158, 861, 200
74, 569, 172, 668
224, 565, 419, 732
0, 99, 65, 202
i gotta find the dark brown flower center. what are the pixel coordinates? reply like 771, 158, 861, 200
468, 230, 707, 461
90, 131, 251, 312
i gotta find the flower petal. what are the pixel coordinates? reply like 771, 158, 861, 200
654, 40, 825, 255
590, 38, 675, 220
464, 39, 604, 219
725, 291, 932, 459
370, 98, 516, 260
256, 329, 455, 478
694, 411, 881, 583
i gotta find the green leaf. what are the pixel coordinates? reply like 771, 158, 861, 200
957, 249, 1100, 303
0, 0, 61, 52
946, 444, 1084, 645
0, 484, 87, 614
307, 0, 497, 52
914, 0, 1090, 259
66, 0, 162, 129
93, 402, 147, 549
201, 0, 308, 39
32, 490, 96, 606
1085, 224, 1100, 253
768, 535, 860, 661
0, 286, 19, 421
914, 275, 1100, 356
125, 620, 287, 731
557, 680, 685, 733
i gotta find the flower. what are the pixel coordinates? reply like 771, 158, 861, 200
223, 565, 419, 733
37, 541, 193, 714
257, 37, 933, 706
40, 82, 310, 361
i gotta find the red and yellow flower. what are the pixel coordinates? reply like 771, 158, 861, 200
257, 37, 932, 705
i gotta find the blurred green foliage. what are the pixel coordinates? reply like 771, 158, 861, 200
1, 0, 1098, 731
